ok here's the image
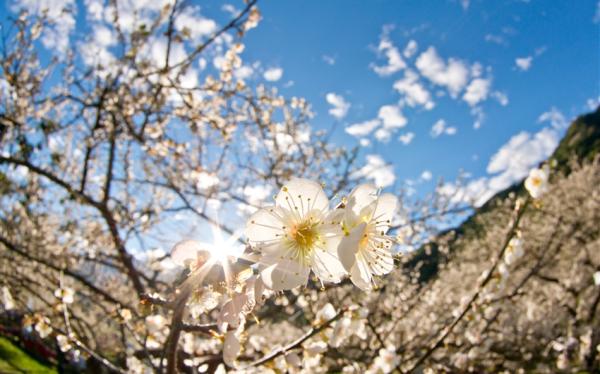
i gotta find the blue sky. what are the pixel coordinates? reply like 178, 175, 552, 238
1, 0, 598, 250
1, 0, 597, 200
236, 0, 599, 201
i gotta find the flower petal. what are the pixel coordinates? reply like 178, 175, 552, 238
337, 222, 366, 272
362, 245, 394, 275
350, 255, 373, 291
260, 257, 310, 290
171, 240, 207, 267
223, 331, 240, 367
246, 206, 284, 245
312, 240, 346, 283
276, 178, 329, 215
372, 193, 398, 232
347, 184, 378, 215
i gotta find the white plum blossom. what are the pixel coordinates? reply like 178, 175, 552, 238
330, 307, 369, 347
54, 287, 75, 304
119, 308, 132, 322
525, 165, 549, 199
503, 236, 524, 265
367, 345, 400, 374
35, 317, 52, 338
217, 274, 265, 329
245, 178, 346, 290
145, 315, 168, 335
338, 184, 398, 290
56, 334, 72, 352
594, 271, 600, 286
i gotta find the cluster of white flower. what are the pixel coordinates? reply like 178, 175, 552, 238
246, 178, 398, 291
166, 178, 399, 369
366, 345, 400, 374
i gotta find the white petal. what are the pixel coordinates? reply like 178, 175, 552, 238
363, 245, 394, 275
276, 178, 329, 215
330, 317, 351, 348
371, 193, 398, 232
311, 242, 346, 283
316, 303, 337, 322
245, 207, 284, 245
350, 257, 373, 291
217, 293, 249, 329
260, 257, 310, 291
171, 240, 207, 266
223, 331, 240, 367
337, 222, 366, 272
254, 276, 265, 304
347, 184, 378, 215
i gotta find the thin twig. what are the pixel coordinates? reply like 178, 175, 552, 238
248, 307, 347, 368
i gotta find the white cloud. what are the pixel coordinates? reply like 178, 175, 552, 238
484, 34, 507, 46
444, 110, 563, 207
322, 55, 336, 65
398, 132, 415, 145
586, 97, 600, 110
345, 119, 380, 137
393, 69, 435, 110
222, 4, 240, 16
471, 107, 485, 129
537, 107, 567, 129
352, 154, 396, 188
234, 65, 254, 80
263, 67, 283, 82
375, 105, 407, 142
420, 170, 432, 181
378, 105, 407, 129
484, 127, 559, 198
415, 47, 470, 97
430, 119, 457, 138
175, 6, 217, 42
346, 105, 407, 143
460, 0, 470, 10
463, 78, 491, 107
403, 40, 418, 58
594, 1, 600, 23
326, 93, 351, 119
372, 27, 406, 76
515, 56, 533, 71
492, 91, 509, 106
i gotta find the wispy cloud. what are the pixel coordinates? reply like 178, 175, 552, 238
322, 55, 336, 65
371, 25, 406, 76
515, 56, 533, 71
263, 67, 283, 82
326, 93, 351, 119
398, 132, 415, 145
351, 154, 396, 188
430, 119, 457, 138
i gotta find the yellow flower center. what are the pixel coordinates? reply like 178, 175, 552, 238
289, 219, 319, 255
531, 176, 541, 187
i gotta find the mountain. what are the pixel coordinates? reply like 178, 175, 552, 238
405, 107, 600, 284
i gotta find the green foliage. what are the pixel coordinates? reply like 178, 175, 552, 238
0, 337, 57, 374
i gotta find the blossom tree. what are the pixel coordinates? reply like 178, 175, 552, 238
1, 1, 598, 373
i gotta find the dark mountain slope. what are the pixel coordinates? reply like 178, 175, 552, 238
405, 107, 600, 283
